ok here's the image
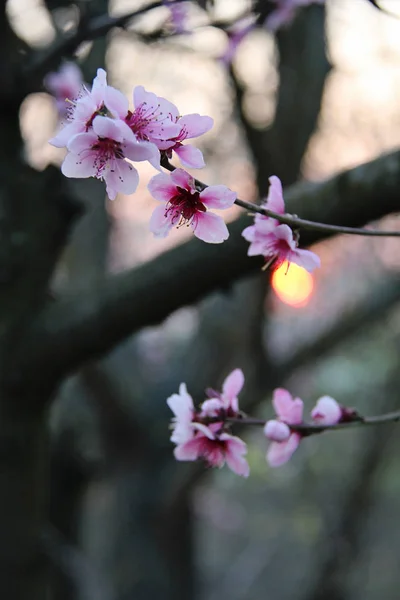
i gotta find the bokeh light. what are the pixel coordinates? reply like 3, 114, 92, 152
271, 261, 314, 307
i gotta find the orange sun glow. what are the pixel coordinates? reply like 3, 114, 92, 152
271, 261, 314, 307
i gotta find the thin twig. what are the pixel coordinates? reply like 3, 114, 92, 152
26, 2, 163, 77
227, 409, 400, 435
162, 159, 400, 238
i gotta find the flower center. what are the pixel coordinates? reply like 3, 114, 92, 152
126, 102, 176, 141
90, 137, 124, 176
165, 186, 207, 228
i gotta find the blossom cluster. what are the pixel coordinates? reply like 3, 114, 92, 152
168, 370, 350, 475
242, 176, 320, 272
168, 369, 250, 477
48, 66, 237, 242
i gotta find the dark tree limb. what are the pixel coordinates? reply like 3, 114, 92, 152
18, 148, 400, 387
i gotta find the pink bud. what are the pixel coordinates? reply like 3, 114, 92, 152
264, 419, 291, 442
311, 396, 342, 426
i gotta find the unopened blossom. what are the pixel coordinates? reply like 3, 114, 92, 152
220, 15, 257, 66
50, 68, 129, 148
148, 168, 236, 243
44, 61, 84, 117
311, 396, 342, 426
158, 114, 214, 169
264, 388, 304, 467
201, 368, 244, 418
167, 369, 249, 477
265, 0, 325, 32
242, 175, 320, 272
61, 116, 157, 199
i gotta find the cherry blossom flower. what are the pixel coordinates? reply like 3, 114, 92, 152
220, 15, 257, 66
167, 369, 249, 476
265, 0, 325, 32
61, 116, 157, 199
44, 61, 84, 117
242, 175, 320, 272
264, 388, 304, 467
148, 169, 236, 243
158, 114, 214, 169
175, 424, 250, 477
125, 86, 181, 146
311, 396, 342, 426
50, 68, 129, 148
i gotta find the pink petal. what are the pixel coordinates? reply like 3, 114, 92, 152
167, 383, 194, 418
221, 434, 250, 476
222, 368, 244, 411
266, 175, 285, 214
50, 122, 83, 148
104, 86, 129, 118
273, 224, 297, 248
272, 388, 296, 420
311, 396, 342, 426
67, 131, 97, 153
170, 168, 194, 190
200, 185, 237, 209
133, 85, 179, 121
267, 433, 301, 467
241, 224, 257, 242
61, 151, 96, 179
92, 116, 125, 142
91, 68, 107, 105
149, 204, 173, 238
104, 160, 139, 199
192, 423, 216, 440
174, 438, 202, 461
201, 398, 224, 417
286, 398, 304, 425
289, 247, 321, 272
148, 173, 177, 202
174, 144, 205, 168
124, 139, 159, 163
177, 114, 214, 138
264, 420, 291, 442
193, 211, 229, 244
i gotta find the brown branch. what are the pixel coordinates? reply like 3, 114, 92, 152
163, 159, 400, 237
18, 149, 400, 389
226, 409, 400, 434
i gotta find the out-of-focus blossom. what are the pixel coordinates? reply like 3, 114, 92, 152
163, 0, 191, 34
167, 383, 196, 444
61, 116, 157, 199
44, 61, 84, 117
242, 175, 320, 272
167, 369, 250, 476
148, 168, 236, 243
265, 0, 325, 32
220, 14, 257, 66
264, 388, 304, 467
311, 396, 342, 426
50, 68, 128, 149
175, 424, 250, 477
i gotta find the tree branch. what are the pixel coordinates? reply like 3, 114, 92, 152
19, 149, 400, 387
24, 2, 163, 87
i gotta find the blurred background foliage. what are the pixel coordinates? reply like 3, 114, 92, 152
7, 0, 400, 598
